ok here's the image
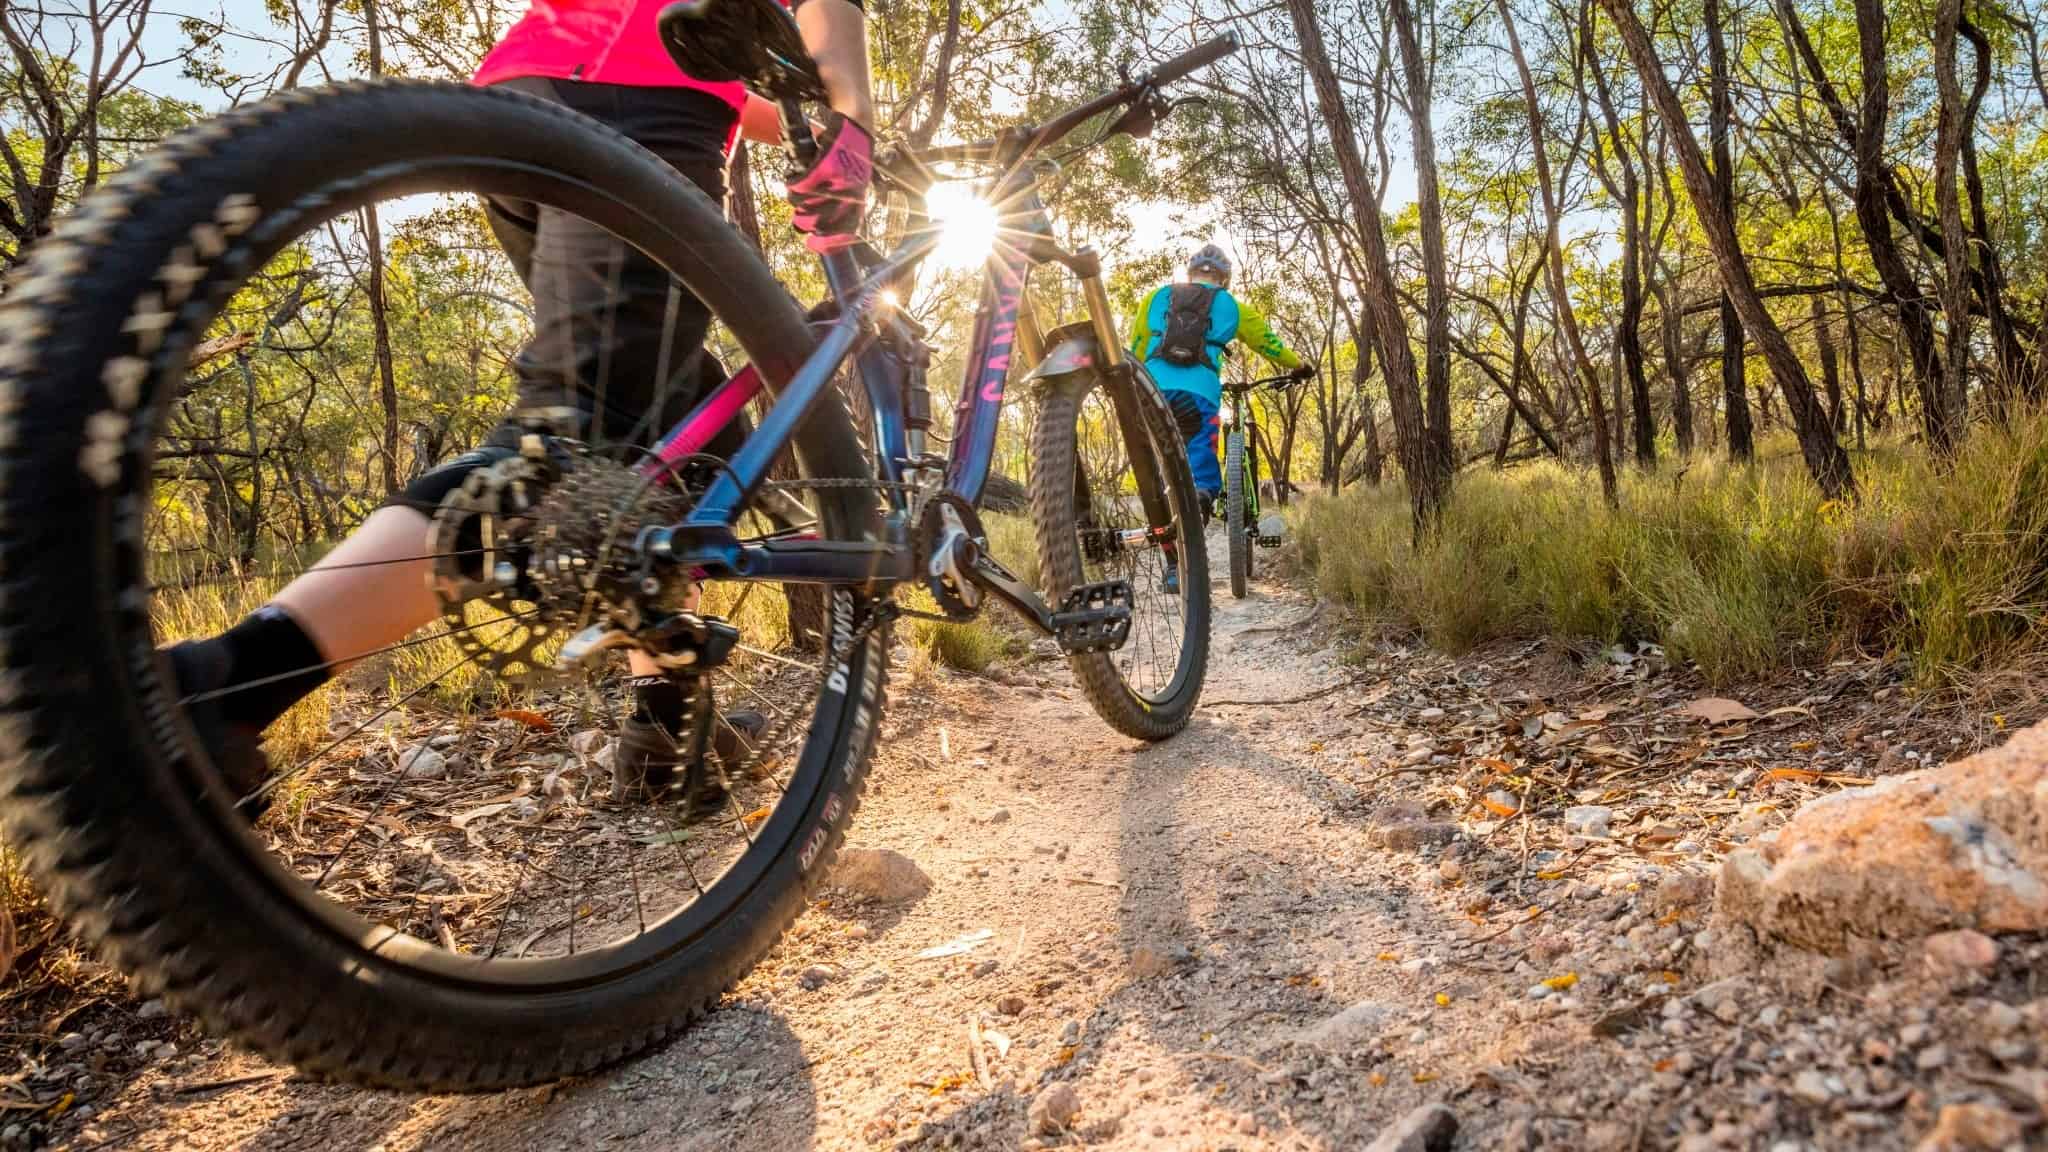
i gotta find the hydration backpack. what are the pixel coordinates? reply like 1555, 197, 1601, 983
1155, 283, 1220, 368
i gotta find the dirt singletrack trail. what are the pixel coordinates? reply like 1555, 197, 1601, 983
42, 530, 2048, 1152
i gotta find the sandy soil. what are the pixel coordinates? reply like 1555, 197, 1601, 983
18, 529, 2048, 1152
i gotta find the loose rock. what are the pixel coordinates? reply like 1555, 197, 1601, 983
1363, 1103, 1458, 1152
1028, 1083, 1080, 1134
1129, 942, 1192, 979
1376, 821, 1457, 851
1299, 1001, 1396, 1049
1563, 806, 1613, 839
1922, 929, 1999, 980
1711, 722, 2048, 951
831, 848, 931, 903
1916, 1101, 2023, 1151
398, 744, 448, 780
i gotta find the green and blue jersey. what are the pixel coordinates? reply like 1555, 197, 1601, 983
1128, 284, 1302, 406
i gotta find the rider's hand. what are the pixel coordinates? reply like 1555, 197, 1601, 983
1290, 362, 1317, 383
787, 112, 873, 254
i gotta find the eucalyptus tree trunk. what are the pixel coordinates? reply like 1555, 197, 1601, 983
1600, 0, 1855, 498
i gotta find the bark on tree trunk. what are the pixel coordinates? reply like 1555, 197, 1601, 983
1601, 0, 1855, 498
1955, 16, 2027, 413
1389, 0, 1455, 492
1812, 296, 1844, 433
1283, 0, 1441, 532
362, 0, 399, 496
1584, 30, 1656, 466
1705, 0, 1753, 462
1653, 275, 1693, 455
1934, 0, 1973, 433
1500, 0, 1617, 504
1803, 0, 1951, 450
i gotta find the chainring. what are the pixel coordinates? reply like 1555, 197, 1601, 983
428, 447, 565, 682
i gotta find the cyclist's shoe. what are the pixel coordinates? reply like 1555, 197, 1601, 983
614, 705, 769, 821
164, 642, 275, 821
712, 709, 768, 772
1162, 567, 1182, 596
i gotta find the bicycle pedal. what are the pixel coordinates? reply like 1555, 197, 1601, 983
1051, 580, 1133, 654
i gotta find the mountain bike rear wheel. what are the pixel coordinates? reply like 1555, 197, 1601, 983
0, 82, 887, 1090
1225, 429, 1251, 599
1029, 366, 1210, 740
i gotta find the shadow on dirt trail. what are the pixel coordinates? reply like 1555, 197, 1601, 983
74, 1010, 819, 1152
899, 573, 1512, 1150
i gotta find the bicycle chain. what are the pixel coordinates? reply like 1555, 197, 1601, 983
727, 590, 898, 783
719, 471, 921, 783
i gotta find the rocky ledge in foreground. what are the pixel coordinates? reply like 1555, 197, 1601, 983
1716, 718, 2048, 955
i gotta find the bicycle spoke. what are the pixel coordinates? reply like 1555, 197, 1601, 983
184, 608, 540, 708
150, 548, 487, 592
245, 647, 493, 808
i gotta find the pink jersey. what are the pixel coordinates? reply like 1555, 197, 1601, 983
473, 0, 750, 105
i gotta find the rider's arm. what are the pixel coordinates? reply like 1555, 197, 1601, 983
794, 0, 875, 128
738, 94, 784, 144
1232, 301, 1303, 372
1127, 286, 1163, 360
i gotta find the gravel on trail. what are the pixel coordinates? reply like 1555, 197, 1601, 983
16, 529, 2048, 1152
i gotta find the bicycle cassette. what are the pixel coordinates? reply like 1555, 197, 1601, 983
527, 453, 689, 634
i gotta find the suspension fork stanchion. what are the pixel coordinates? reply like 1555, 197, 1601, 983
1073, 249, 1176, 546
1016, 267, 1046, 368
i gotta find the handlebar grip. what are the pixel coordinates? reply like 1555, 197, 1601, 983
1146, 33, 1240, 87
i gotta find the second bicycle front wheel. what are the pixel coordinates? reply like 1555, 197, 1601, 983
1225, 428, 1250, 599
1030, 366, 1211, 740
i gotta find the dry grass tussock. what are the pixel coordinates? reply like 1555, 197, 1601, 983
905, 511, 1037, 675
1295, 411, 2048, 689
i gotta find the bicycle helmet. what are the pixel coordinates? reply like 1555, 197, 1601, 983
1187, 243, 1233, 289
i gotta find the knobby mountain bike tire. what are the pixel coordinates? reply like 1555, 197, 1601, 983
1225, 429, 1250, 599
1029, 366, 1210, 740
0, 81, 887, 1090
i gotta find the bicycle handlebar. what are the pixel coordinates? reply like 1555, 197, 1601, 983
1229, 374, 1304, 393
1147, 34, 1241, 87
888, 34, 1239, 176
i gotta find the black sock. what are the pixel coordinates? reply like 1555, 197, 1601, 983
202, 606, 333, 730
627, 675, 690, 736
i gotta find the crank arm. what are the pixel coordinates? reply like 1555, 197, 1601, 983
966, 552, 1059, 636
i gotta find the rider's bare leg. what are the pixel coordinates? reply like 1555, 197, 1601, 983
268, 506, 441, 671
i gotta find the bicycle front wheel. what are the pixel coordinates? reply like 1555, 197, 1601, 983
0, 82, 887, 1089
1029, 366, 1210, 740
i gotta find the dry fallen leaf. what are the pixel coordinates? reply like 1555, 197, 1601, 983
742, 806, 771, 829
1684, 697, 1760, 724
494, 708, 554, 732
1480, 790, 1521, 817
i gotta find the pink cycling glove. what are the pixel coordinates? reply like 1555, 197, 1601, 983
786, 113, 873, 254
